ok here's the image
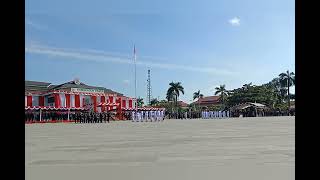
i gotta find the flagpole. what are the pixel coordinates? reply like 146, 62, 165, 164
134, 45, 137, 113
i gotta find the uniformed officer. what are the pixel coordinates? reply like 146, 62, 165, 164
107, 112, 110, 123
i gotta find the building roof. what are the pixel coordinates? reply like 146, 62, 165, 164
177, 101, 189, 107
250, 102, 265, 107
25, 80, 123, 96
230, 102, 267, 110
25, 80, 51, 86
25, 80, 51, 92
192, 96, 221, 105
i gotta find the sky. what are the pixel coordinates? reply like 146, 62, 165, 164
25, 0, 295, 103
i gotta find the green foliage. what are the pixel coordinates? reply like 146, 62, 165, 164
274, 103, 289, 111
227, 83, 278, 108
150, 98, 159, 106
137, 97, 144, 107
226, 70, 295, 109
193, 90, 203, 100
166, 81, 184, 110
214, 84, 229, 108
207, 105, 223, 111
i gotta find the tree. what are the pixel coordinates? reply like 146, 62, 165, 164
214, 85, 228, 106
242, 82, 253, 91
193, 90, 203, 111
265, 78, 287, 104
279, 70, 295, 111
150, 98, 159, 106
137, 97, 144, 107
167, 82, 184, 112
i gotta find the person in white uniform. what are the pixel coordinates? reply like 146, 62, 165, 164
145, 111, 149, 122
155, 110, 158, 121
140, 111, 143, 122
149, 111, 152, 122
158, 110, 162, 121
136, 111, 140, 122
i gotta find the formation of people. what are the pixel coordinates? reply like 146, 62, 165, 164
25, 111, 112, 123
201, 110, 230, 119
73, 112, 112, 123
25, 111, 70, 122
131, 110, 165, 122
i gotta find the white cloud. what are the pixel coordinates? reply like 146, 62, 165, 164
25, 42, 236, 76
229, 17, 240, 26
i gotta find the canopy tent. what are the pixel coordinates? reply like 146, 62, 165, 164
230, 102, 268, 111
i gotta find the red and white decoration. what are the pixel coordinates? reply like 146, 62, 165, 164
25, 93, 136, 113
25, 106, 84, 110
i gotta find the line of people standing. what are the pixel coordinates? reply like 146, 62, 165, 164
131, 110, 165, 122
25, 110, 112, 123
25, 111, 70, 122
73, 112, 111, 123
201, 110, 230, 119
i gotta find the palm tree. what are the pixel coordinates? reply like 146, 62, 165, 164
167, 82, 184, 112
214, 85, 228, 107
137, 97, 144, 107
279, 70, 295, 111
150, 98, 159, 106
193, 90, 203, 111
267, 77, 287, 104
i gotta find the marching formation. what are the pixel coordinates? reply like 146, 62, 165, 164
131, 110, 165, 122
201, 110, 230, 119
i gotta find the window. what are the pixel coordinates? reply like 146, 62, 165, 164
48, 97, 55, 103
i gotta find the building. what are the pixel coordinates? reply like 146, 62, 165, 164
177, 101, 189, 109
191, 96, 221, 108
25, 79, 136, 113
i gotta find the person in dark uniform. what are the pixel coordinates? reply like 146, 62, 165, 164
78, 112, 81, 123
74, 112, 78, 123
94, 113, 97, 123
43, 111, 46, 122
81, 112, 84, 123
90, 113, 93, 123
88, 113, 92, 123
107, 112, 110, 123
99, 113, 103, 123
83, 112, 86, 123
31, 112, 34, 122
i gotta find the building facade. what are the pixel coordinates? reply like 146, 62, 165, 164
191, 96, 221, 109
25, 79, 136, 112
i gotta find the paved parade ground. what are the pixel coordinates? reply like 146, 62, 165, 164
26, 116, 295, 180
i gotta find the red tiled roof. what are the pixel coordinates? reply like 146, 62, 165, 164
192, 96, 221, 105
178, 101, 189, 107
